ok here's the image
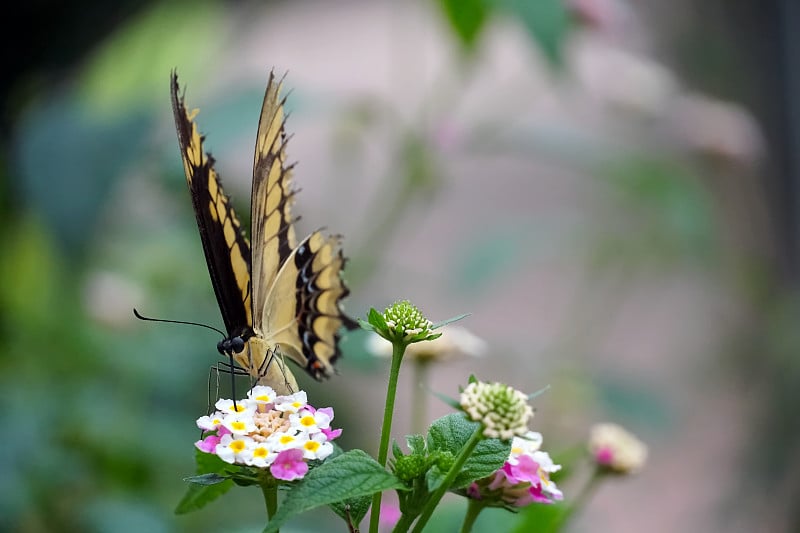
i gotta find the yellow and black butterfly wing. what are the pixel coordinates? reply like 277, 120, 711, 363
170, 71, 252, 341
250, 72, 357, 380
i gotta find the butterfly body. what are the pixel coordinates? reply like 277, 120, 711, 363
171, 71, 355, 395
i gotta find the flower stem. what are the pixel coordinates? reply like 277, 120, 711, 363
259, 474, 279, 529
410, 425, 483, 533
548, 467, 604, 531
411, 358, 430, 434
369, 340, 407, 533
460, 498, 485, 533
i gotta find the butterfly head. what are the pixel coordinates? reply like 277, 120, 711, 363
217, 336, 246, 356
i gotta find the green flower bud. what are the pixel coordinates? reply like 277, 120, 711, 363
460, 381, 533, 440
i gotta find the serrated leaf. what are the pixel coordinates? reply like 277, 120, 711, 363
174, 477, 233, 515
406, 434, 426, 454
437, 0, 490, 51
263, 450, 404, 532
427, 413, 480, 454
452, 438, 511, 488
329, 495, 372, 528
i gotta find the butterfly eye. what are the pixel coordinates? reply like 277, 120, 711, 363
231, 337, 246, 353
217, 340, 226, 355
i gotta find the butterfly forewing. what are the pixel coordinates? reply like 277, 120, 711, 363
250, 73, 356, 379
170, 72, 252, 339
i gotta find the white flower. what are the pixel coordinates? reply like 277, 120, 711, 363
300, 433, 334, 460
221, 413, 258, 435
508, 431, 544, 464
274, 391, 308, 414
247, 385, 278, 405
266, 430, 307, 452
247, 441, 277, 468
216, 434, 255, 464
289, 409, 331, 434
196, 413, 224, 431
215, 398, 256, 416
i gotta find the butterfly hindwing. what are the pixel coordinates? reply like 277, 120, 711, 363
250, 72, 357, 380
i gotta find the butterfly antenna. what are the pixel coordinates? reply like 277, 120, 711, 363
133, 308, 226, 338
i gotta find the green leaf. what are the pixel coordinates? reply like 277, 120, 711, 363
427, 413, 480, 454
263, 450, 404, 532
494, 0, 570, 67
426, 414, 510, 489
511, 501, 567, 533
406, 435, 427, 455
527, 384, 551, 401
437, 0, 491, 51
392, 440, 404, 459
174, 477, 233, 515
431, 313, 470, 329
195, 448, 229, 474
367, 307, 388, 329
183, 473, 228, 486
329, 495, 372, 529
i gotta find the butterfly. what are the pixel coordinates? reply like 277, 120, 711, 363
170, 70, 356, 395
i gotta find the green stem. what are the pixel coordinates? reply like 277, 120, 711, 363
260, 475, 279, 529
547, 467, 605, 532
460, 498, 485, 533
369, 341, 407, 533
411, 358, 430, 435
393, 512, 417, 532
410, 425, 484, 533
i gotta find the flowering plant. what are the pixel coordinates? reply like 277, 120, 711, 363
174, 301, 646, 532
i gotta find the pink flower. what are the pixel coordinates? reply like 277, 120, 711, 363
594, 445, 615, 466
270, 449, 308, 481
195, 434, 221, 453
321, 427, 342, 441
508, 454, 541, 484
379, 502, 401, 528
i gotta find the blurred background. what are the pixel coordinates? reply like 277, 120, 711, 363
1, 0, 798, 531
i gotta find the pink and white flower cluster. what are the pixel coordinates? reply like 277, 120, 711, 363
468, 431, 563, 506
195, 386, 340, 481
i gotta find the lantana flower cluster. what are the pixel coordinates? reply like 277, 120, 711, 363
195, 386, 340, 481
467, 431, 563, 506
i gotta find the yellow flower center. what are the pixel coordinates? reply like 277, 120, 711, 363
231, 421, 247, 432
300, 415, 316, 427
254, 447, 269, 459
279, 435, 295, 445
304, 441, 320, 452
229, 440, 246, 453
